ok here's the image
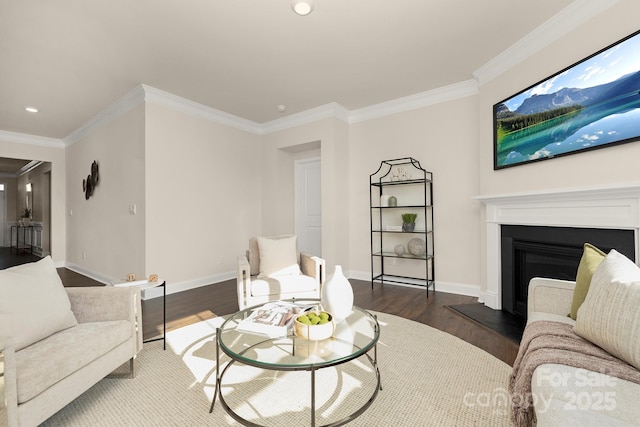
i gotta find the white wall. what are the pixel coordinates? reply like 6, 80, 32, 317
260, 117, 350, 273
348, 96, 481, 293
477, 0, 640, 292
144, 102, 261, 291
479, 0, 640, 195
4, 1, 639, 301
0, 138, 65, 263
65, 104, 145, 281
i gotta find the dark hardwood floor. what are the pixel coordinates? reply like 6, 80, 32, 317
0, 247, 41, 269
127, 275, 518, 366
19, 260, 519, 366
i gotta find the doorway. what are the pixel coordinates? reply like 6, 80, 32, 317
295, 157, 322, 256
0, 158, 51, 264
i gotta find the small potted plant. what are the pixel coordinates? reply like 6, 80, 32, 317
401, 213, 417, 232
21, 207, 32, 226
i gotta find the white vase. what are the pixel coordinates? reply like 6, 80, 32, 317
321, 265, 354, 320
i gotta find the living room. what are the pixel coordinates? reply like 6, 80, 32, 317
2, 0, 638, 302
2, 1, 640, 425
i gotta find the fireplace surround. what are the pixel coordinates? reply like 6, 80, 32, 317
476, 183, 640, 311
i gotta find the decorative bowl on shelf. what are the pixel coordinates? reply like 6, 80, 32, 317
293, 311, 334, 341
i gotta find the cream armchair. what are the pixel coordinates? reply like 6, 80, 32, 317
237, 236, 325, 310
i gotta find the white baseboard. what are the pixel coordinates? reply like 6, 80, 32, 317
348, 270, 480, 297
142, 271, 235, 299
61, 264, 481, 302
479, 290, 500, 310
64, 262, 112, 285
63, 262, 236, 300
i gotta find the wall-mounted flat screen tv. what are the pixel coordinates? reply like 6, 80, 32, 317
494, 29, 640, 170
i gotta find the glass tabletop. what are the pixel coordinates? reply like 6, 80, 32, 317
218, 299, 380, 370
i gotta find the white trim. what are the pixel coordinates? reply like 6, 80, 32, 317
64, 85, 146, 145
476, 182, 640, 310
349, 80, 478, 124
473, 0, 621, 86
3, 1, 623, 146
261, 102, 350, 134
142, 85, 262, 135
64, 261, 236, 300
140, 271, 236, 299
348, 269, 479, 297
0, 130, 64, 148
64, 262, 112, 285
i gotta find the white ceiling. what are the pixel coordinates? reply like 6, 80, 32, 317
1, 0, 595, 140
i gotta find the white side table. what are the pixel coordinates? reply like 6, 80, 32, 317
112, 279, 166, 350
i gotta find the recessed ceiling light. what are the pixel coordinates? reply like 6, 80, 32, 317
292, 0, 314, 16
25, 106, 39, 113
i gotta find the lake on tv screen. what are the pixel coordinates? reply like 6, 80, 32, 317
497, 99, 640, 167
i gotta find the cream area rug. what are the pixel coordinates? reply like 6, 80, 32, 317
41, 312, 513, 426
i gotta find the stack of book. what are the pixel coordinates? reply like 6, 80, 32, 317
236, 301, 314, 338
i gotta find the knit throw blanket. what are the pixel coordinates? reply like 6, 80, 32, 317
509, 320, 640, 427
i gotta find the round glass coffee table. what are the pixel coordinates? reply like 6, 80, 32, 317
209, 299, 381, 427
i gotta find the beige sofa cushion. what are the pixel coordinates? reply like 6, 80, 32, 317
15, 319, 131, 404
576, 250, 640, 370
532, 363, 640, 425
257, 235, 301, 278
0, 256, 77, 351
570, 243, 606, 320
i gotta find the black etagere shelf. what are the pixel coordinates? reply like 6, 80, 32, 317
369, 157, 435, 295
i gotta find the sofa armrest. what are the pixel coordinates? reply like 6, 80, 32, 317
66, 287, 142, 353
237, 255, 251, 310
527, 278, 575, 319
300, 253, 325, 286
66, 287, 139, 323
0, 336, 18, 427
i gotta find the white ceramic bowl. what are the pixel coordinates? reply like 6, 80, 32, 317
293, 312, 334, 341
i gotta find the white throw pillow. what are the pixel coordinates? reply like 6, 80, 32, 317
0, 256, 78, 351
257, 235, 301, 278
576, 250, 640, 370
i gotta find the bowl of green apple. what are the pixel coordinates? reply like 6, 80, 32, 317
294, 311, 334, 341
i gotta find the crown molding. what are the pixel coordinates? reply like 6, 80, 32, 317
260, 102, 350, 135
3, 0, 623, 146
64, 85, 146, 146
0, 130, 64, 148
473, 0, 621, 86
349, 80, 478, 124
141, 85, 262, 135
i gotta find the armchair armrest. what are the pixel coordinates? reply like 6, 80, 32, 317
237, 255, 251, 310
66, 287, 142, 353
300, 253, 325, 286
0, 336, 18, 427
527, 277, 575, 319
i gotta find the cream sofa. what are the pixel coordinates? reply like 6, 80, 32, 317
526, 277, 640, 426
0, 257, 142, 427
237, 236, 324, 310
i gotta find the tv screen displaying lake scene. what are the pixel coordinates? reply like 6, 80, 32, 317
494, 29, 640, 170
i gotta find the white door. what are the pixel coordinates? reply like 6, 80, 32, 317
295, 158, 322, 256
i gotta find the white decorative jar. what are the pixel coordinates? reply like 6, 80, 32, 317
321, 265, 354, 320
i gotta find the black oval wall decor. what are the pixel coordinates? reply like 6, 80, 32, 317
82, 161, 100, 199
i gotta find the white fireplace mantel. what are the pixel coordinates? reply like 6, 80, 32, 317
474, 183, 640, 310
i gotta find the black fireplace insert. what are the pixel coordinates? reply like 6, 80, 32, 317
501, 225, 635, 320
